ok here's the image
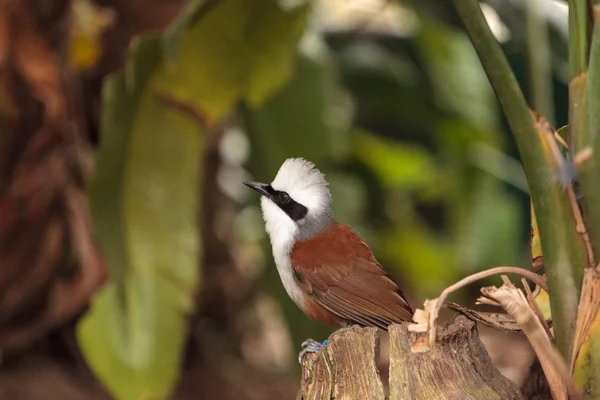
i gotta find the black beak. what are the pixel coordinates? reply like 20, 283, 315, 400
243, 181, 272, 198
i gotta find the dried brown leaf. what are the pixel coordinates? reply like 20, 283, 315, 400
408, 266, 547, 352
482, 278, 582, 400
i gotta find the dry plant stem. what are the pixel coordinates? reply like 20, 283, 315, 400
484, 279, 583, 400
476, 297, 501, 307
554, 131, 569, 150
541, 125, 596, 267
521, 278, 553, 341
425, 266, 547, 349
574, 147, 594, 166
567, 182, 594, 267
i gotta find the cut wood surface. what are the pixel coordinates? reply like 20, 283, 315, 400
298, 316, 524, 400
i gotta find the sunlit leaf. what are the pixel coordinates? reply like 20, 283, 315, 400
77, 36, 203, 400
155, 0, 308, 124
535, 288, 552, 320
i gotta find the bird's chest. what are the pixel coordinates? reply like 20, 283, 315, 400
272, 251, 305, 307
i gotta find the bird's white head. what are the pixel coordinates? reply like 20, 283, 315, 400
244, 158, 334, 250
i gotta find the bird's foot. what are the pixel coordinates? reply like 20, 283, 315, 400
298, 338, 328, 363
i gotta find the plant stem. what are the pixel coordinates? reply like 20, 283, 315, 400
568, 0, 589, 76
568, 0, 592, 160
583, 8, 600, 257
453, 0, 588, 358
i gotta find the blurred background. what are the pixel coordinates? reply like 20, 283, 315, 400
0, 0, 568, 398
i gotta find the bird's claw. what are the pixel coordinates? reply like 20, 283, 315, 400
298, 338, 327, 363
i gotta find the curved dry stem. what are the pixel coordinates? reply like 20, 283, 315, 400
426, 266, 547, 349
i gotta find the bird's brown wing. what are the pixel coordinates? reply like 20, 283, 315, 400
290, 223, 413, 330
295, 258, 413, 329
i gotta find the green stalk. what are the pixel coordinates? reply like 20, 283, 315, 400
453, 0, 587, 358
568, 0, 592, 161
568, 0, 589, 76
571, 10, 600, 395
583, 8, 600, 259
526, 0, 555, 124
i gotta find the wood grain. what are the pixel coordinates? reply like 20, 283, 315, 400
298, 326, 384, 400
299, 317, 524, 399
390, 317, 523, 399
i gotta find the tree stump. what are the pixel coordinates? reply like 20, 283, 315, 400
298, 316, 524, 400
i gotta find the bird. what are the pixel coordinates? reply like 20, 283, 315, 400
244, 158, 413, 361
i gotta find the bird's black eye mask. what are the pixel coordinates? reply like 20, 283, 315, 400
244, 181, 308, 221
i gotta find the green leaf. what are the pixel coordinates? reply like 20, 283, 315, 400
77, 36, 204, 400
155, 0, 308, 124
